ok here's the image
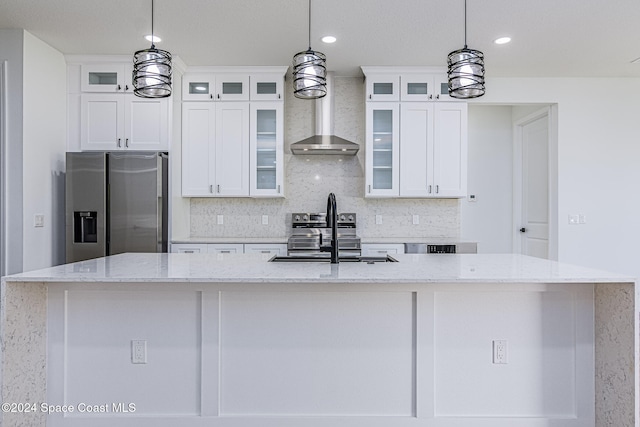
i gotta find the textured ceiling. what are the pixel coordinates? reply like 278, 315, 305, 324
1, 0, 639, 77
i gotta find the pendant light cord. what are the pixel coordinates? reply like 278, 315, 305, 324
307, 0, 312, 50
463, 0, 467, 48
151, 0, 155, 49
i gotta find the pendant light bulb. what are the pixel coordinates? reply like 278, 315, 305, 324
447, 0, 485, 99
133, 0, 172, 98
292, 0, 327, 99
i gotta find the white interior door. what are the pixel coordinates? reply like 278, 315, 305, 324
516, 111, 549, 258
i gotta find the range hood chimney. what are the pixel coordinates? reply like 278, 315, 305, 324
290, 72, 359, 155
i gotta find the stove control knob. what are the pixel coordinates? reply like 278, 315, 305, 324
303, 215, 308, 221
348, 215, 354, 221
340, 214, 346, 221
295, 215, 300, 221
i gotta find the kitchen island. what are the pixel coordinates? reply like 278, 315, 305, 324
1, 253, 636, 427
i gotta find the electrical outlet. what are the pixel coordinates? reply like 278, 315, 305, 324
375, 215, 383, 225
468, 194, 477, 202
262, 215, 269, 225
493, 339, 508, 364
131, 340, 147, 364
412, 214, 419, 225
217, 215, 224, 225
568, 214, 579, 224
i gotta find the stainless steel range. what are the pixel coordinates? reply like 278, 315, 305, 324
287, 212, 361, 258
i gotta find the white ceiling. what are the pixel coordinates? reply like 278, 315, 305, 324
1, 0, 640, 77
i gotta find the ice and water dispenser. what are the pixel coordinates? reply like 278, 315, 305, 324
73, 211, 98, 243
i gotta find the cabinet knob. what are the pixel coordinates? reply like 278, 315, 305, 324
117, 138, 121, 148
429, 94, 433, 100
436, 94, 440, 100
217, 94, 220, 99
369, 94, 372, 100
210, 94, 213, 99
520, 227, 527, 233
278, 94, 281, 99
125, 85, 129, 91
117, 85, 121, 91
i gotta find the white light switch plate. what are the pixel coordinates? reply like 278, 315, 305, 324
412, 215, 419, 225
375, 215, 383, 225
262, 215, 268, 225
34, 214, 45, 228
217, 215, 224, 225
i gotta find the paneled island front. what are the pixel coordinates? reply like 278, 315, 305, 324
1, 253, 637, 427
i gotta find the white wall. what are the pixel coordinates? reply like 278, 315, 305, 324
0, 29, 25, 275
21, 32, 67, 272
476, 78, 640, 277
461, 106, 513, 253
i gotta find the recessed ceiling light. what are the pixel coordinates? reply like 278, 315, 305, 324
494, 37, 511, 45
321, 35, 337, 44
145, 35, 162, 43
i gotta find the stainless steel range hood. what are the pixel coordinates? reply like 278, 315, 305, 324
290, 72, 359, 155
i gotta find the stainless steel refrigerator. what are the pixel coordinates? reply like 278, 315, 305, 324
65, 151, 168, 263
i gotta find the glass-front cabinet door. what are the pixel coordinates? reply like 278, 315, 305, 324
250, 73, 284, 100
250, 102, 283, 197
400, 73, 452, 101
365, 75, 400, 102
182, 73, 216, 101
81, 63, 132, 93
365, 103, 399, 197
215, 74, 250, 101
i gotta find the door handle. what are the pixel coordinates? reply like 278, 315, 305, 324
520, 228, 527, 233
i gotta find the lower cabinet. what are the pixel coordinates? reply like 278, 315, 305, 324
171, 243, 286, 255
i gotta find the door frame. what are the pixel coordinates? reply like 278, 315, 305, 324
512, 106, 558, 260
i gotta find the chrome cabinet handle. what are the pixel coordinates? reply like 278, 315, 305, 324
184, 250, 195, 253
209, 185, 213, 193
117, 84, 121, 91
278, 94, 281, 99
436, 94, 440, 100
428, 185, 432, 193
369, 94, 372, 99
277, 184, 281, 193
217, 185, 221, 193
217, 94, 220, 99
368, 185, 371, 193
429, 94, 433, 100
220, 250, 231, 254
210, 94, 213, 99
436, 185, 439, 194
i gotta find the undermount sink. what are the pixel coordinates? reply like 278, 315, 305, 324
268, 255, 398, 263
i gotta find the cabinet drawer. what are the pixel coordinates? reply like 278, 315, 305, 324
171, 243, 208, 253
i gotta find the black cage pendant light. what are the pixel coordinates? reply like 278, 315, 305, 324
447, 0, 485, 99
133, 0, 172, 98
292, 0, 327, 99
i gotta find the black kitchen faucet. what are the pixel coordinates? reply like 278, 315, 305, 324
321, 193, 339, 263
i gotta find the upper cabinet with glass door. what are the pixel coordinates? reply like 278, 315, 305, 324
364, 74, 400, 101
362, 67, 454, 102
400, 73, 452, 101
250, 73, 284, 101
183, 73, 217, 101
81, 63, 133, 93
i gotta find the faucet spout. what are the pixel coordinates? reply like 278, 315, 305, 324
326, 192, 339, 264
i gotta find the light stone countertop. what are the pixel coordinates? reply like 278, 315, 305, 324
171, 237, 289, 244
2, 253, 634, 284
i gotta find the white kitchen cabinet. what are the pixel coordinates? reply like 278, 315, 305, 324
400, 102, 467, 197
215, 74, 250, 101
81, 63, 133, 93
244, 243, 287, 256
365, 103, 400, 197
363, 67, 467, 199
207, 244, 244, 254
250, 102, 284, 197
181, 102, 249, 197
80, 94, 169, 151
364, 74, 400, 101
250, 73, 285, 100
170, 243, 208, 253
361, 243, 405, 256
182, 73, 216, 101
400, 73, 451, 101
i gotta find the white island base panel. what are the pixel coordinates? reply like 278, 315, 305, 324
1, 280, 635, 427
